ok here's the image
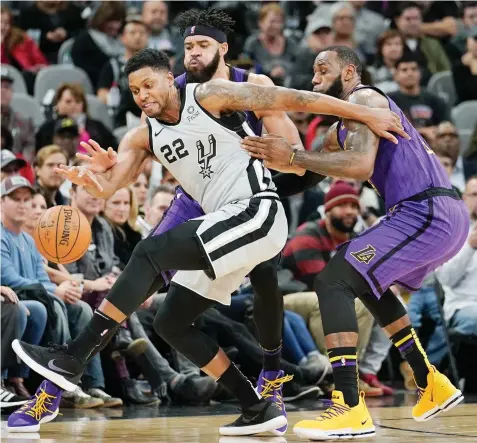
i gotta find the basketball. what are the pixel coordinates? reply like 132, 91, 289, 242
33, 205, 92, 264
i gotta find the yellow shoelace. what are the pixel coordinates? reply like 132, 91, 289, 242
19, 388, 59, 421
259, 374, 293, 410
316, 400, 351, 421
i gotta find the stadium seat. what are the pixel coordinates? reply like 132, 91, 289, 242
113, 126, 128, 144
427, 71, 457, 107
458, 129, 473, 154
86, 94, 114, 131
11, 93, 45, 128
34, 65, 94, 103
452, 101, 477, 132
1, 64, 28, 94
57, 38, 75, 64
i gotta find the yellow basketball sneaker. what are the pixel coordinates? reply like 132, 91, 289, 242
412, 366, 463, 422
293, 391, 375, 440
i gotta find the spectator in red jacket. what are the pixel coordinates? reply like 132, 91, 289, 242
0, 6, 48, 93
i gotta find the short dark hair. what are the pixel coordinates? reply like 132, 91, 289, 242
175, 7, 235, 36
395, 53, 420, 69
120, 15, 149, 35
462, 1, 477, 17
319, 45, 363, 76
396, 2, 421, 18
124, 49, 170, 76
149, 184, 174, 202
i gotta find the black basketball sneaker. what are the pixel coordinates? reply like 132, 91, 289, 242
219, 400, 287, 436
12, 340, 85, 392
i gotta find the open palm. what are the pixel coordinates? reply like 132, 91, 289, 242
76, 139, 117, 173
54, 165, 103, 192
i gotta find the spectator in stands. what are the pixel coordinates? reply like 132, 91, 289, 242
0, 175, 111, 408
243, 3, 297, 85
393, 2, 450, 85
291, 17, 332, 90
437, 176, 477, 337
36, 83, 117, 153
281, 183, 378, 395
1, 295, 29, 409
464, 125, 477, 180
23, 191, 47, 238
17, 1, 85, 64
448, 2, 477, 58
51, 118, 80, 161
142, 1, 176, 55
434, 121, 466, 192
0, 68, 36, 164
368, 30, 405, 94
1, 150, 25, 182
71, 2, 126, 90
328, 2, 365, 62
347, 1, 386, 63
103, 188, 142, 269
1, 6, 48, 93
389, 54, 451, 144
137, 185, 174, 238
131, 173, 149, 217
34, 145, 68, 207
97, 16, 149, 105
160, 166, 179, 187
452, 27, 477, 104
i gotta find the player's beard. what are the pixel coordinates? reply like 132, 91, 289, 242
330, 215, 357, 233
322, 75, 344, 99
186, 50, 221, 83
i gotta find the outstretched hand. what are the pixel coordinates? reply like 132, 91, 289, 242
76, 139, 117, 173
366, 109, 410, 144
54, 165, 103, 193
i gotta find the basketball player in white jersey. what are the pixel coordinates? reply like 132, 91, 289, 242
13, 49, 406, 436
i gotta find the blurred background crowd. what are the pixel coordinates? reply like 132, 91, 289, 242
1, 0, 477, 411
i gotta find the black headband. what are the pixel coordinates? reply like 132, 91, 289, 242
184, 25, 227, 43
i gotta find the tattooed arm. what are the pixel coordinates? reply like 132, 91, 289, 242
293, 89, 385, 180
195, 79, 407, 143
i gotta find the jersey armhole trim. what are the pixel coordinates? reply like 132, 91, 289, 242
145, 118, 154, 153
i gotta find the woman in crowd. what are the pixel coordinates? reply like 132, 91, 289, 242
243, 3, 297, 85
71, 2, 126, 90
368, 30, 405, 93
35, 83, 117, 154
0, 6, 48, 93
131, 173, 149, 218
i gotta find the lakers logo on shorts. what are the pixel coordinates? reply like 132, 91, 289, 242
350, 245, 376, 265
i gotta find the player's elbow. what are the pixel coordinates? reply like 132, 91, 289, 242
354, 162, 374, 181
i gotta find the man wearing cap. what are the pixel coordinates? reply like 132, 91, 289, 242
0, 176, 118, 408
52, 118, 80, 161
0, 68, 35, 164
0, 150, 26, 182
281, 183, 374, 369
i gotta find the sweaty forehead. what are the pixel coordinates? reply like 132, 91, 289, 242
314, 51, 339, 69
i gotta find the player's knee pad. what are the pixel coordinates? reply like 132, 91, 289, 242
358, 288, 407, 328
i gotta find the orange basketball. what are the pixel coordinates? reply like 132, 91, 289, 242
34, 205, 92, 264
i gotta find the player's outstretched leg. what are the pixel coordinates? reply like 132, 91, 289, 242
293, 259, 375, 440
360, 289, 463, 422
153, 283, 287, 436
11, 221, 211, 391
249, 257, 293, 436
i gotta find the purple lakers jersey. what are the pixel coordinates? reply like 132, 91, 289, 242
337, 86, 452, 209
175, 67, 263, 135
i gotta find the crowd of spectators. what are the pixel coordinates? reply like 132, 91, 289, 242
1, 0, 477, 410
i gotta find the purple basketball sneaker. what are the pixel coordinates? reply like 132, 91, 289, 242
256, 370, 293, 436
7, 381, 62, 432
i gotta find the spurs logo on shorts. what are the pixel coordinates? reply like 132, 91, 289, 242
350, 245, 376, 265
197, 134, 217, 179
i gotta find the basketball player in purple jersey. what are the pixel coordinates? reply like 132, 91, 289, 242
243, 46, 469, 440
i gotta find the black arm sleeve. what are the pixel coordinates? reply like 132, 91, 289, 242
274, 170, 326, 198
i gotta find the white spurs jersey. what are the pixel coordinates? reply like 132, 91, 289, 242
146, 84, 277, 214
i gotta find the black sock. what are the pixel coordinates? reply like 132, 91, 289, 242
390, 326, 430, 388
328, 346, 359, 407
262, 343, 282, 371
218, 363, 261, 409
67, 310, 119, 363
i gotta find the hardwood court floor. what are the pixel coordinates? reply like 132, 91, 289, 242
2, 394, 477, 442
